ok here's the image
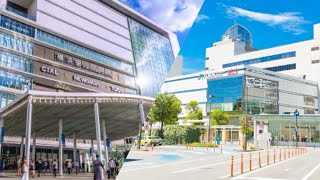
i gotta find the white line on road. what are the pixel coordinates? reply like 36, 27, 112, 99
172, 161, 229, 173
226, 152, 310, 179
232, 177, 288, 180
178, 150, 206, 155
301, 163, 320, 180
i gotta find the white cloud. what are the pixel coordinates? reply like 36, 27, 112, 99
123, 0, 204, 32
225, 5, 310, 35
195, 14, 210, 23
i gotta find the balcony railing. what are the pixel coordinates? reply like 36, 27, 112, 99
3, 5, 36, 21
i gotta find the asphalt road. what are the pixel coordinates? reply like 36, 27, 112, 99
117, 145, 319, 180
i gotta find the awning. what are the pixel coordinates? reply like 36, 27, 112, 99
0, 90, 154, 140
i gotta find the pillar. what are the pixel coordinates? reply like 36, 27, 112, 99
73, 132, 77, 162
94, 102, 102, 161
20, 137, 24, 160
24, 98, 33, 180
138, 104, 145, 150
58, 119, 63, 176
230, 128, 233, 145
102, 119, 109, 171
0, 118, 3, 158
222, 129, 226, 144
32, 132, 36, 163
91, 139, 94, 158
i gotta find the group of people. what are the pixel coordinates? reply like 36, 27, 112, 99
93, 155, 122, 180
16, 158, 59, 179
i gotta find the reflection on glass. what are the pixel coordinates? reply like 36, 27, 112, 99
128, 19, 174, 97
0, 70, 32, 91
0, 31, 34, 55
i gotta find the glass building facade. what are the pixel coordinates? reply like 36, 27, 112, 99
128, 19, 174, 97
222, 24, 252, 47
265, 63, 296, 72
0, 16, 35, 37
207, 76, 244, 112
0, 92, 16, 109
0, 70, 32, 91
206, 75, 279, 115
37, 30, 134, 74
0, 31, 34, 55
0, 50, 33, 73
223, 51, 296, 68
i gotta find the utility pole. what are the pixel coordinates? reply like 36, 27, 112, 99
244, 86, 248, 151
294, 109, 299, 148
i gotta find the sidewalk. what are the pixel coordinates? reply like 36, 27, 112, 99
0, 172, 116, 179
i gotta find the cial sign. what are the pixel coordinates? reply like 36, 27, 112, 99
40, 66, 59, 76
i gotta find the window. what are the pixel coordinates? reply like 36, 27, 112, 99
265, 64, 296, 72
311, 60, 320, 64
0, 16, 35, 37
206, 57, 209, 60
311, 47, 319, 51
223, 52, 296, 68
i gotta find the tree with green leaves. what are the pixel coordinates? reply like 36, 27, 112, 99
210, 109, 230, 125
184, 100, 203, 120
148, 92, 182, 138
240, 115, 253, 150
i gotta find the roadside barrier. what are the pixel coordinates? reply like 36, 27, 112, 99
240, 154, 243, 174
231, 156, 234, 177
230, 147, 308, 177
249, 153, 252, 171
152, 144, 154, 151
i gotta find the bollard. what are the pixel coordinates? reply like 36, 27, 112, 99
186, 144, 188, 150
152, 144, 154, 151
214, 145, 216, 153
240, 154, 243, 174
231, 156, 234, 177
192, 145, 194, 150
284, 148, 286, 160
221, 145, 223, 154
292, 148, 294, 157
274, 149, 276, 163
206, 145, 208, 152
314, 145, 316, 150
259, 152, 261, 168
288, 148, 290, 158
267, 150, 269, 165
145, 143, 149, 151
279, 149, 281, 161
249, 153, 252, 171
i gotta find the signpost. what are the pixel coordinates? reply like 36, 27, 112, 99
294, 109, 299, 148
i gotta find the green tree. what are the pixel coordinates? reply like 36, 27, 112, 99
185, 100, 203, 120
148, 92, 182, 138
240, 116, 254, 150
210, 109, 230, 125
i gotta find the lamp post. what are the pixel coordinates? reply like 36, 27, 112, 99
207, 95, 215, 143
294, 109, 299, 148
244, 86, 248, 151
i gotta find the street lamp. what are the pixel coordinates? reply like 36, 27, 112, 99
244, 86, 249, 151
294, 109, 299, 148
207, 94, 215, 143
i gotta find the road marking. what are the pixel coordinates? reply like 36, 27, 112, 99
179, 150, 206, 155
301, 163, 320, 180
224, 152, 310, 179
232, 177, 288, 180
172, 160, 229, 173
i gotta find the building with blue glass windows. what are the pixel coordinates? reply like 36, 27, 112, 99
0, 0, 179, 172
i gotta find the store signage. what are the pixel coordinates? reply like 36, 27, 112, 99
55, 53, 113, 78
198, 68, 238, 80
40, 66, 59, 76
110, 86, 123, 93
73, 75, 100, 87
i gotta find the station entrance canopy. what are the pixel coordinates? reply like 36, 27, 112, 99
0, 90, 154, 140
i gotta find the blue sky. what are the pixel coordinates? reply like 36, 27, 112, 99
179, 0, 320, 74
122, 0, 320, 74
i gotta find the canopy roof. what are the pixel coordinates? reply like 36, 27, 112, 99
0, 91, 154, 140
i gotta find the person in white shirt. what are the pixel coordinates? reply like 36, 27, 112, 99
52, 159, 58, 177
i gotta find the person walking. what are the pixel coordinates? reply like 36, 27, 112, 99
17, 159, 21, 176
52, 159, 58, 178
36, 159, 42, 177
93, 155, 104, 180
109, 158, 116, 179
67, 161, 72, 175
20, 159, 28, 180
75, 160, 79, 174
29, 160, 35, 178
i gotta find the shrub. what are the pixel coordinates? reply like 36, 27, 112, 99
163, 125, 202, 145
250, 145, 257, 150
187, 142, 218, 147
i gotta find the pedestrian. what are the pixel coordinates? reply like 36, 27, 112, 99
20, 159, 28, 180
37, 158, 42, 177
52, 159, 58, 177
93, 155, 104, 180
75, 160, 79, 174
17, 159, 21, 176
81, 162, 85, 173
115, 159, 119, 176
109, 158, 116, 179
30, 160, 35, 178
67, 161, 72, 175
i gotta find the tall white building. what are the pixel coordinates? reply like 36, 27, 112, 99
205, 24, 320, 111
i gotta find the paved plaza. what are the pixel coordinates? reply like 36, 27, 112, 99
117, 145, 320, 180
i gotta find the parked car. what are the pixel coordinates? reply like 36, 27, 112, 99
134, 136, 164, 146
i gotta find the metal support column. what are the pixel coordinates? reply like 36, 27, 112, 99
254, 118, 257, 146
32, 132, 36, 163
94, 102, 103, 161
73, 132, 77, 162
102, 119, 109, 170
0, 118, 3, 158
58, 119, 63, 176
138, 104, 145, 150
207, 118, 211, 143
20, 137, 24, 160
24, 98, 33, 180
